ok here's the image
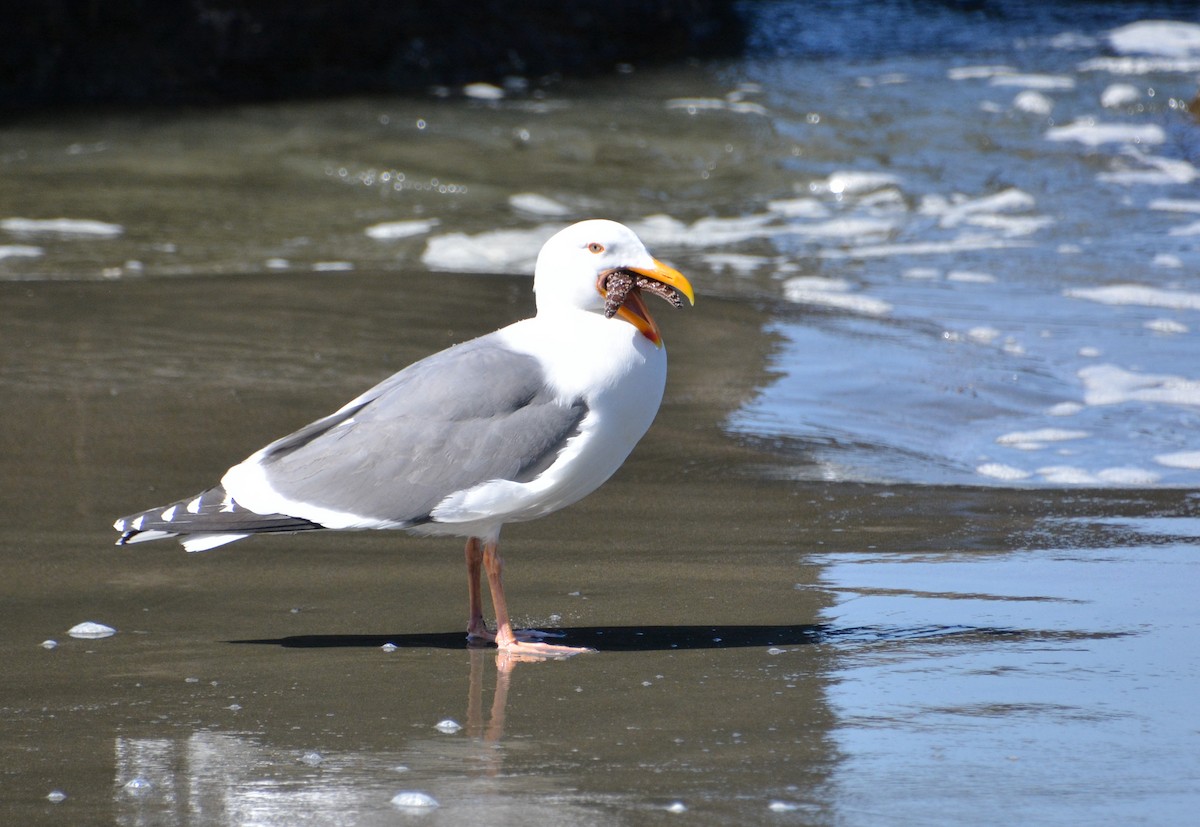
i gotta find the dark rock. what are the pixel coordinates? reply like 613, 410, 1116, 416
1, 0, 745, 110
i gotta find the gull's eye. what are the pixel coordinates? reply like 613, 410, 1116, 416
587, 242, 605, 254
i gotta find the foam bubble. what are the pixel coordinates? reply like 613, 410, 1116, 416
819, 171, 901, 195
421, 225, 557, 273
1013, 90, 1054, 115
2, 217, 124, 238
364, 219, 439, 240
1080, 364, 1200, 408
977, 463, 1032, 481
996, 428, 1089, 448
703, 253, 769, 274
1149, 198, 1200, 213
922, 188, 1037, 228
1080, 56, 1200, 74
1066, 284, 1200, 311
391, 791, 439, 809
782, 277, 892, 316
947, 65, 1017, 80
1168, 219, 1200, 237
1145, 318, 1188, 334
1100, 83, 1141, 108
1156, 450, 1200, 469
463, 82, 504, 100
967, 326, 1001, 344
766, 197, 831, 219
990, 74, 1075, 91
509, 193, 572, 217
68, 621, 116, 639
0, 244, 44, 262
1109, 21, 1200, 59
948, 270, 996, 284
1045, 121, 1165, 147
1098, 153, 1198, 186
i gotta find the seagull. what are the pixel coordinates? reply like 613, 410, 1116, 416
114, 219, 694, 658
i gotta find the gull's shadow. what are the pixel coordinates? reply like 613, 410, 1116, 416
231, 623, 1044, 652
231, 624, 831, 652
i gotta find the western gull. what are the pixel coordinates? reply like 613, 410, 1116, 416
114, 219, 695, 658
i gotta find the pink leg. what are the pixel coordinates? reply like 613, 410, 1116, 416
465, 537, 495, 642
482, 539, 594, 658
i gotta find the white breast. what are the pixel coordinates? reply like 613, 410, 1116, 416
424, 311, 667, 536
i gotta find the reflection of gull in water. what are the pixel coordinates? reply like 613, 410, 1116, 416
114, 652, 611, 826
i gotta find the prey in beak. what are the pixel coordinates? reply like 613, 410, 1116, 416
597, 260, 695, 346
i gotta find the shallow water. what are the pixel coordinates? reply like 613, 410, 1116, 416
4, 2, 1200, 824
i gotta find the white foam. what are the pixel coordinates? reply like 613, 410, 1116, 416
782, 277, 892, 316
1100, 83, 1142, 108
1, 217, 124, 238
632, 213, 759, 247
990, 74, 1075, 91
1079, 56, 1200, 74
312, 261, 354, 272
666, 97, 768, 116
961, 214, 1054, 236
795, 216, 899, 241
1109, 21, 1200, 59
391, 791, 439, 809
903, 267, 940, 280
1013, 90, 1054, 115
1096, 467, 1162, 485
1098, 153, 1198, 186
1149, 198, 1200, 213
421, 224, 557, 273
68, 621, 116, 639
976, 463, 1032, 481
1153, 254, 1183, 269
463, 82, 504, 100
1080, 363, 1200, 408
819, 234, 1025, 259
947, 270, 996, 284
1044, 120, 1165, 147
922, 188, 1037, 228
1065, 284, 1200, 311
364, 218, 439, 240
1036, 465, 1098, 484
817, 171, 901, 195
1168, 219, 1200, 236
1047, 402, 1084, 416
967, 326, 1001, 344
1156, 450, 1200, 469
702, 253, 769, 274
766, 197, 831, 219
996, 428, 1089, 449
947, 65, 1017, 80
1050, 31, 1099, 50
508, 193, 572, 217
0, 244, 43, 260
1146, 318, 1188, 334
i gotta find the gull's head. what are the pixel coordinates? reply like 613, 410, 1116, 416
533, 219, 694, 346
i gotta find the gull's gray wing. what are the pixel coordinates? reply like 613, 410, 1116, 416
246, 334, 588, 526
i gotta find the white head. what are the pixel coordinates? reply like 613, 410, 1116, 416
533, 219, 694, 345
